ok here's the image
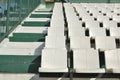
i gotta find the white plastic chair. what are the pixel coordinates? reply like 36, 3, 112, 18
70, 37, 91, 49
95, 37, 116, 51
73, 49, 105, 73
97, 15, 109, 22
89, 28, 106, 37
86, 21, 100, 28
109, 27, 120, 38
69, 27, 85, 37
113, 16, 120, 22
39, 49, 68, 72
68, 21, 83, 29
45, 36, 66, 49
82, 16, 95, 22
103, 21, 117, 29
105, 49, 120, 73
47, 27, 64, 36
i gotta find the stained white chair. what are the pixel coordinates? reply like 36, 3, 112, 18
47, 27, 64, 36
101, 8, 111, 13
50, 20, 64, 28
39, 49, 68, 72
97, 15, 109, 22
104, 4, 115, 10
68, 27, 85, 37
68, 21, 82, 28
115, 4, 120, 9
89, 9, 99, 14
95, 37, 116, 51
89, 9, 102, 18
68, 21, 82, 30
89, 28, 106, 37
114, 9, 120, 14
67, 16, 80, 23
103, 21, 117, 29
86, 21, 100, 28
106, 12, 117, 18
79, 12, 90, 18
82, 16, 95, 22
113, 16, 120, 22
92, 12, 103, 18
73, 49, 105, 73
45, 36, 66, 49
109, 27, 120, 38
51, 3, 64, 27
70, 37, 91, 49
105, 49, 120, 73
73, 5, 86, 14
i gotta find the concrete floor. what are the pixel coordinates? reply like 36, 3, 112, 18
0, 73, 120, 80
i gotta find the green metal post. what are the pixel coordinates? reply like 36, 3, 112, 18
19, 0, 22, 21
33, 0, 35, 10
28, 0, 30, 13
6, 0, 10, 34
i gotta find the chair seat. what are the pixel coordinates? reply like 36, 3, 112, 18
39, 68, 68, 72
75, 68, 105, 73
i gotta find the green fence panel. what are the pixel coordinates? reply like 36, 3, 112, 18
0, 0, 41, 42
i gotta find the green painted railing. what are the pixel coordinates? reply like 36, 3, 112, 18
0, 0, 40, 42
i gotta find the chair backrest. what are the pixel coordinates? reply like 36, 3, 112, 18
103, 21, 117, 29
70, 37, 91, 49
45, 36, 65, 49
110, 27, 120, 37
105, 50, 120, 69
82, 16, 95, 22
86, 21, 100, 28
48, 27, 64, 36
89, 27, 106, 37
41, 49, 67, 68
113, 16, 120, 22
95, 37, 116, 50
73, 49, 100, 69
68, 21, 82, 28
69, 27, 85, 37
97, 15, 109, 22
